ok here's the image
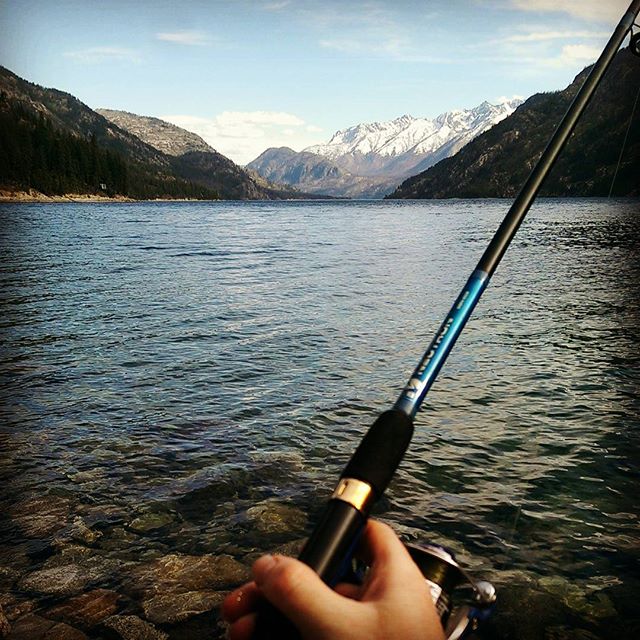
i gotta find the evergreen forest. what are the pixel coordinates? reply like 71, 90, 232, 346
0, 94, 219, 200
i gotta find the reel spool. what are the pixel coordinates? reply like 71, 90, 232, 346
407, 543, 496, 640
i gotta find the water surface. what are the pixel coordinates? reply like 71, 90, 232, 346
1, 199, 638, 638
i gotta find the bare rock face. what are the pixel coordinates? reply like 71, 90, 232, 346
96, 110, 215, 157
101, 615, 168, 640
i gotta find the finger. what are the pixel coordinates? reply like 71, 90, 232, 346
252, 554, 355, 635
222, 582, 261, 623
226, 612, 256, 640
359, 520, 430, 599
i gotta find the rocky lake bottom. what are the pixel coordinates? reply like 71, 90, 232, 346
1, 199, 638, 639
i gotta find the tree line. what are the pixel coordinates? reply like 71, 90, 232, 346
0, 94, 219, 199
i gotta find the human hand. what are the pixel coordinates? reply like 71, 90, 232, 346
222, 519, 445, 640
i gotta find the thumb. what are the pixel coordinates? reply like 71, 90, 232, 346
252, 555, 353, 637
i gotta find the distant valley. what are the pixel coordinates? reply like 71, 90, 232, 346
0, 65, 305, 201
1, 48, 638, 201
248, 101, 521, 198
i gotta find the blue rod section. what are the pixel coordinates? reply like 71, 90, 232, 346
394, 269, 490, 418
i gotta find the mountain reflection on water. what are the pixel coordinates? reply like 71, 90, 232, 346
0, 199, 638, 639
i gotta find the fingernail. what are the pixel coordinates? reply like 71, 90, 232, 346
253, 554, 277, 584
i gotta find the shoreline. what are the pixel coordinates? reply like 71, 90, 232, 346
0, 189, 223, 204
0, 189, 134, 203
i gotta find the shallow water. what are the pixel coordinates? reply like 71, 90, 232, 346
0, 199, 638, 639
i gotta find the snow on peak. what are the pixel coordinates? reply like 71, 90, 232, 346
305, 98, 523, 163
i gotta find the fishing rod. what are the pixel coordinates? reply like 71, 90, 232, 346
254, 1, 640, 637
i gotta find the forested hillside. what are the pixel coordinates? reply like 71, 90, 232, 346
389, 49, 639, 199
0, 96, 216, 199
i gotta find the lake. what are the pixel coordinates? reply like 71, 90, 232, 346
0, 199, 638, 639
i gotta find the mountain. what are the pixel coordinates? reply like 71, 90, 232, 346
248, 99, 521, 198
97, 109, 215, 156
388, 49, 640, 199
0, 65, 302, 200
247, 147, 395, 199
96, 108, 306, 200
306, 100, 521, 178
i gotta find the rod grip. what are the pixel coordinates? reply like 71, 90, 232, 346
298, 498, 367, 582
252, 501, 365, 640
251, 410, 413, 639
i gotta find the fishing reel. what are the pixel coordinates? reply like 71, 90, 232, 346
631, 20, 640, 57
407, 542, 496, 640
349, 540, 496, 640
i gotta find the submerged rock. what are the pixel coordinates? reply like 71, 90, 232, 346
0, 595, 35, 623
67, 517, 103, 545
129, 553, 249, 598
0, 567, 20, 590
246, 500, 307, 535
0, 604, 10, 638
101, 614, 168, 640
18, 565, 92, 597
46, 589, 121, 628
129, 512, 175, 534
8, 496, 74, 538
41, 544, 131, 586
142, 590, 226, 624
538, 575, 617, 620
5, 613, 87, 640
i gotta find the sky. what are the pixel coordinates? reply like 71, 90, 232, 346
0, 0, 632, 164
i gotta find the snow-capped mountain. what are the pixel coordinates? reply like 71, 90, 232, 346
248, 98, 522, 198
304, 99, 522, 178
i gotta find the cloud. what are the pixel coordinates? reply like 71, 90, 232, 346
505, 0, 629, 22
495, 94, 525, 104
263, 1, 291, 10
63, 46, 141, 64
215, 111, 305, 127
495, 30, 609, 44
319, 35, 406, 57
161, 111, 325, 165
555, 43, 602, 65
156, 30, 211, 46
472, 21, 609, 72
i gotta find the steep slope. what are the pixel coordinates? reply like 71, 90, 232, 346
389, 49, 639, 199
248, 99, 521, 198
0, 66, 304, 200
97, 109, 214, 156
0, 66, 218, 199
97, 109, 307, 200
